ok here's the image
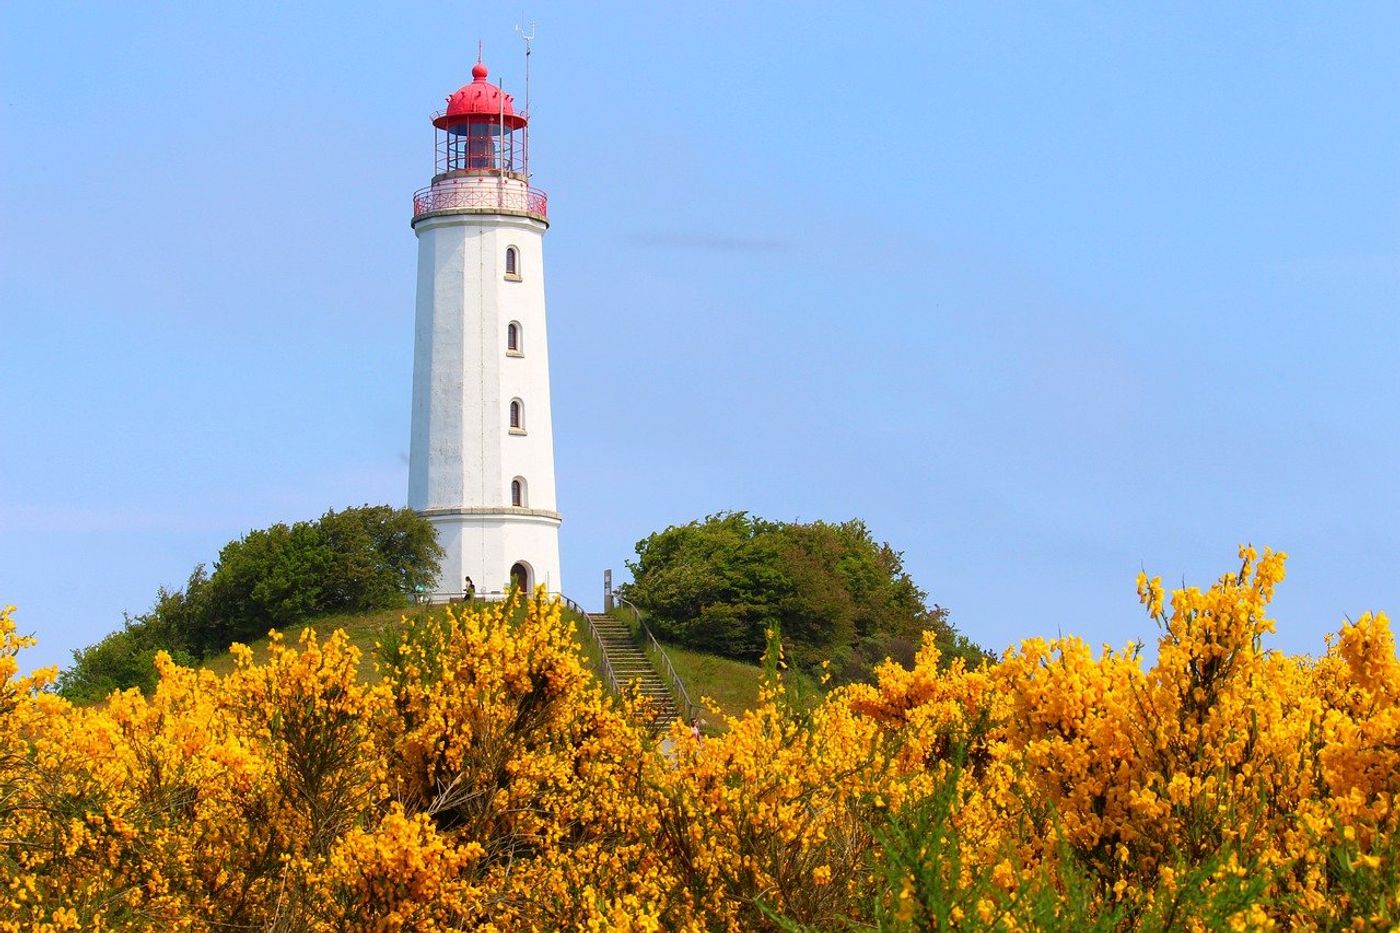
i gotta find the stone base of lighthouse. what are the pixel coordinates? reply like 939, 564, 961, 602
420, 507, 562, 599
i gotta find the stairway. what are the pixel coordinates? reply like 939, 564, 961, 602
586, 613, 679, 730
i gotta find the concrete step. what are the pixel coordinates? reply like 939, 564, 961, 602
584, 613, 685, 732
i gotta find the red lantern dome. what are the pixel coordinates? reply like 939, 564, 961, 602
416, 56, 543, 213
433, 62, 527, 132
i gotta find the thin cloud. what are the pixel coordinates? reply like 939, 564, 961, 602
0, 503, 221, 534
629, 233, 792, 253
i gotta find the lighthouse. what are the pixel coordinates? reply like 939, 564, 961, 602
407, 59, 562, 599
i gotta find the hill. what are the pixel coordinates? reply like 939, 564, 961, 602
622, 512, 991, 685
56, 505, 444, 703
183, 601, 764, 726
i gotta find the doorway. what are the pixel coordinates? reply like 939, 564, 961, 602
510, 561, 531, 594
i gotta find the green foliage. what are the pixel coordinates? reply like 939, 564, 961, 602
58, 505, 442, 701
865, 766, 1123, 931
195, 505, 441, 655
54, 566, 206, 703
1324, 821, 1400, 926
843, 738, 1276, 932
53, 622, 189, 705
622, 512, 988, 682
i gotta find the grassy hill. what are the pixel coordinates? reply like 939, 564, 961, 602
609, 607, 820, 731
186, 601, 768, 728
643, 640, 766, 731
195, 602, 596, 682
194, 605, 413, 682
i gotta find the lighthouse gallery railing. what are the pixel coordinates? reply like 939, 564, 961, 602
413, 184, 548, 219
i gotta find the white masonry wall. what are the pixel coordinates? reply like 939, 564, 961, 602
408, 179, 561, 597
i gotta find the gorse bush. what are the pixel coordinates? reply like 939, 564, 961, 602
55, 505, 442, 702
6, 545, 1400, 929
623, 512, 988, 682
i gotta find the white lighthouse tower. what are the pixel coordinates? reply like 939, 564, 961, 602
407, 58, 562, 599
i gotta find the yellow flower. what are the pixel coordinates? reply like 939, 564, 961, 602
0, 548, 1395, 927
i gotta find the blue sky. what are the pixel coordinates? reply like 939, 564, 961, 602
3, 3, 1397, 673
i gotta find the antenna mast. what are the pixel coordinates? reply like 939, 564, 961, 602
515, 19, 536, 180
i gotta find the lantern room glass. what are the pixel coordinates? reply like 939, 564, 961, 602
436, 120, 525, 178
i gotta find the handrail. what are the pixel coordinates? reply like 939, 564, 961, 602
562, 594, 622, 698
409, 588, 629, 711
412, 182, 548, 220
414, 588, 561, 604
612, 593, 696, 723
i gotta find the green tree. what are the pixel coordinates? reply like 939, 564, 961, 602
60, 505, 443, 700
198, 505, 444, 654
623, 512, 988, 682
53, 566, 207, 703
320, 504, 443, 607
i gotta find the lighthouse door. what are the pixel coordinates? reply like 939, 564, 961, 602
510, 562, 531, 594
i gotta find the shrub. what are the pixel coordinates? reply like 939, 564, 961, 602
6, 546, 1400, 927
58, 505, 442, 699
622, 511, 987, 680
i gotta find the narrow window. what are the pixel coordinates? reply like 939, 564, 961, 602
509, 399, 524, 431
511, 478, 524, 507
505, 246, 519, 278
507, 321, 521, 353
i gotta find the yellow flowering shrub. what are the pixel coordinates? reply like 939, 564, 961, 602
2, 545, 1399, 930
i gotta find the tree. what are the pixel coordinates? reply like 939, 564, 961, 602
60, 505, 444, 699
198, 505, 444, 654
622, 512, 988, 682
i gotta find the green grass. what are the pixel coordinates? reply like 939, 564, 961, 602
195, 605, 450, 683
195, 601, 610, 686
606, 606, 826, 733
644, 640, 765, 732
189, 601, 772, 732
566, 615, 610, 689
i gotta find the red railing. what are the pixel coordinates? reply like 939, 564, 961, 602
412, 184, 548, 220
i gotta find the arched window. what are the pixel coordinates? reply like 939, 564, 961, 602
505, 246, 519, 279
507, 321, 521, 354
511, 477, 526, 507
509, 398, 525, 433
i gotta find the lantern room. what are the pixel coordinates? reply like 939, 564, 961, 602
432, 62, 528, 179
